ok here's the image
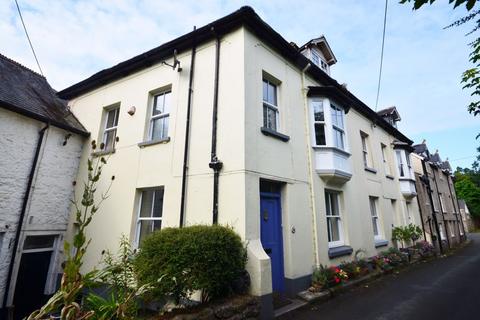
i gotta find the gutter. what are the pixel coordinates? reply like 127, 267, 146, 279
179, 29, 197, 227
421, 159, 444, 254
301, 63, 320, 268
2, 124, 49, 313
208, 32, 223, 225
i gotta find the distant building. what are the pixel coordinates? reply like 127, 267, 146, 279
0, 54, 88, 319
412, 141, 466, 253
458, 199, 474, 232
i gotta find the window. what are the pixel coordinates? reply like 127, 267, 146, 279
369, 197, 381, 239
312, 101, 326, 146
149, 91, 171, 141
263, 78, 279, 131
325, 191, 344, 247
361, 133, 370, 167
450, 221, 455, 237
311, 50, 320, 66
331, 105, 345, 149
102, 107, 119, 151
431, 191, 439, 212
136, 188, 164, 245
439, 224, 446, 240
381, 144, 391, 175
396, 150, 405, 177
439, 193, 446, 213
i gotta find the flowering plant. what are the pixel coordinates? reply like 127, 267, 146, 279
311, 265, 349, 290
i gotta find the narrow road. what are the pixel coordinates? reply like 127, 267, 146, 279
279, 233, 480, 320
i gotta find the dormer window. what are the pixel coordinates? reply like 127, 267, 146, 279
311, 50, 320, 66
310, 50, 329, 73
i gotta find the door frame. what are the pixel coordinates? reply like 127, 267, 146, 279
260, 191, 285, 293
7, 232, 61, 306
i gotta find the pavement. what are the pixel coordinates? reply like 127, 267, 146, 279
279, 233, 480, 320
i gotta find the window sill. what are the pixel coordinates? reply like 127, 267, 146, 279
374, 239, 389, 248
386, 174, 395, 180
260, 127, 290, 142
91, 149, 115, 157
312, 146, 351, 157
364, 167, 377, 174
138, 137, 171, 148
328, 245, 353, 259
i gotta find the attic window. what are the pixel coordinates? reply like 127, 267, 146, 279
311, 50, 328, 72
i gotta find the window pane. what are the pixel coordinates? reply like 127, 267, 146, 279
151, 117, 168, 140
331, 193, 339, 216
153, 94, 164, 116
140, 190, 154, 217
263, 80, 268, 102
337, 108, 344, 128
325, 192, 331, 216
106, 109, 118, 129
163, 91, 171, 114
369, 198, 377, 217
103, 129, 116, 150
313, 101, 324, 121
314, 124, 326, 145
334, 129, 344, 149
264, 105, 277, 130
152, 189, 164, 217
372, 217, 379, 236
23, 235, 55, 250
268, 82, 277, 105
328, 217, 341, 242
331, 106, 337, 127
138, 220, 155, 244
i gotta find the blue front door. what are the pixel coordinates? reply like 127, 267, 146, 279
260, 192, 285, 293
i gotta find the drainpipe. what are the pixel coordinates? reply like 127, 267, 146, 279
2, 124, 49, 314
179, 27, 197, 227
421, 159, 444, 254
301, 63, 320, 268
431, 165, 451, 249
209, 31, 223, 225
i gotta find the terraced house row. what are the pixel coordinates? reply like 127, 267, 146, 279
0, 6, 466, 319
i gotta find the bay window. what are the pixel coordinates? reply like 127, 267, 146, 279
331, 104, 345, 149
312, 101, 326, 146
396, 150, 405, 177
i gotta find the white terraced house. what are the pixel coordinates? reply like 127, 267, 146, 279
58, 7, 422, 318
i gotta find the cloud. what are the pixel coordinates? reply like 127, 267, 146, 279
1, 0, 476, 140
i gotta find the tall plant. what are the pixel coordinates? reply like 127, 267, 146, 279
28, 141, 114, 320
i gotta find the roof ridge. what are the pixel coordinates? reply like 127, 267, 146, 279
0, 52, 45, 79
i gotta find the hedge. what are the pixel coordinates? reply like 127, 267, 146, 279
134, 225, 247, 303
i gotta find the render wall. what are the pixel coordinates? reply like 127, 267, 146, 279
0, 108, 84, 306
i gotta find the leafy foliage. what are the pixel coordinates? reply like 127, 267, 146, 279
311, 265, 349, 290
85, 235, 151, 320
455, 171, 480, 218
134, 225, 247, 304
392, 224, 423, 248
28, 141, 115, 320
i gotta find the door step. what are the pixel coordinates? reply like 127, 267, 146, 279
274, 298, 307, 318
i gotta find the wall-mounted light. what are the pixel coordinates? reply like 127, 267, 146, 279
127, 106, 136, 116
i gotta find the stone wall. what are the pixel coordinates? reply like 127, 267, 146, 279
0, 108, 85, 306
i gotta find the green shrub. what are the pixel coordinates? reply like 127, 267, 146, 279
134, 225, 247, 303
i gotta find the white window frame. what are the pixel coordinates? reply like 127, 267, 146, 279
369, 197, 382, 240
450, 221, 455, 237
102, 106, 119, 151
325, 190, 344, 248
439, 193, 446, 213
262, 78, 279, 131
149, 91, 171, 141
439, 224, 446, 240
135, 188, 164, 247
431, 190, 439, 212
361, 132, 370, 168
396, 150, 405, 177
381, 143, 391, 175
311, 50, 320, 66
331, 104, 345, 150
311, 100, 326, 146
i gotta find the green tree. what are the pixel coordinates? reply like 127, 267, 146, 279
455, 170, 480, 219
401, 0, 480, 116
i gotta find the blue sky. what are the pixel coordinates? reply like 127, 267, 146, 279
1, 0, 478, 168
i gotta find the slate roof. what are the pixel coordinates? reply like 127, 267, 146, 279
0, 54, 88, 136
57, 6, 413, 145
413, 143, 427, 155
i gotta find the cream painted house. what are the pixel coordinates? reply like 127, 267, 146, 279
58, 6, 422, 316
